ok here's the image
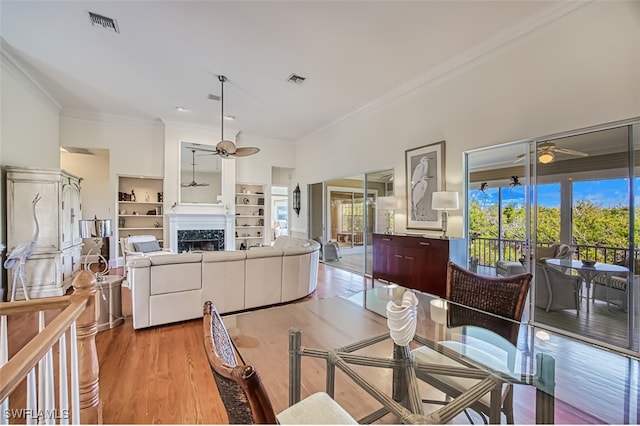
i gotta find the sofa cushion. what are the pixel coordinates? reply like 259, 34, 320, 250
245, 247, 283, 259
201, 251, 247, 262
123, 235, 158, 252
149, 253, 202, 265
133, 240, 162, 253
273, 236, 311, 249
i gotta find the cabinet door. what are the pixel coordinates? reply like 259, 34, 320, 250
61, 182, 82, 248
410, 239, 449, 297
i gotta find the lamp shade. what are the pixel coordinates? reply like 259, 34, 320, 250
79, 218, 112, 239
431, 191, 459, 211
377, 196, 396, 211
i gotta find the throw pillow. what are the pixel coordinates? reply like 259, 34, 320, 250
536, 246, 556, 259
133, 240, 161, 253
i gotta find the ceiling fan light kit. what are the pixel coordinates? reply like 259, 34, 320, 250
538, 151, 555, 164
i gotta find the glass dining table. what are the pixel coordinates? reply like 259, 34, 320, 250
286, 284, 639, 424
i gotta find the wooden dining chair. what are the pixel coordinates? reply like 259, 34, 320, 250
413, 262, 532, 424
202, 301, 358, 424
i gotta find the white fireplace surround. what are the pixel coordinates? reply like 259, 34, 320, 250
168, 213, 234, 252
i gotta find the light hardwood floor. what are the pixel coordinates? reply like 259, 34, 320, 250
5, 264, 633, 424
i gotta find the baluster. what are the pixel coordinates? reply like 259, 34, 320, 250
44, 345, 55, 425
1, 315, 8, 425
38, 311, 45, 424
71, 271, 101, 424
27, 369, 37, 425
69, 323, 79, 424
59, 333, 69, 425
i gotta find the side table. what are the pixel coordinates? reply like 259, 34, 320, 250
96, 274, 125, 332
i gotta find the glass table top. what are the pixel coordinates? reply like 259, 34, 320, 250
342, 284, 640, 424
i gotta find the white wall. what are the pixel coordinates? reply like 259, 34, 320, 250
164, 122, 295, 212
59, 115, 165, 260
1, 48, 61, 169
1, 44, 61, 296
60, 149, 110, 255
293, 1, 640, 238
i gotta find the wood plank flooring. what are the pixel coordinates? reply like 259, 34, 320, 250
5, 263, 638, 424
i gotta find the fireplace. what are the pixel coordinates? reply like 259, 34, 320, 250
168, 213, 234, 252
177, 229, 224, 252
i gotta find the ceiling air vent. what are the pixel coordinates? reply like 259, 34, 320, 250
287, 74, 306, 85
88, 12, 119, 33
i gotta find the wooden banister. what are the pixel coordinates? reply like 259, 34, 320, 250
0, 295, 72, 316
0, 270, 102, 424
72, 271, 103, 424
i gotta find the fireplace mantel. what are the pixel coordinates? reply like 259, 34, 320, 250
168, 213, 234, 252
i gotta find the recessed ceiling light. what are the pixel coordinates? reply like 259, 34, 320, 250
224, 115, 235, 121
176, 106, 188, 112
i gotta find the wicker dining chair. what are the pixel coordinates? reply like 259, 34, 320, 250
202, 301, 357, 424
413, 262, 532, 424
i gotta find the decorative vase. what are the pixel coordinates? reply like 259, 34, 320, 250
386, 291, 419, 346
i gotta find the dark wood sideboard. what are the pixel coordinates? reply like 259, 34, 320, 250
372, 233, 466, 297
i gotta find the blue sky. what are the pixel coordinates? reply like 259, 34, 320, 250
471, 178, 637, 208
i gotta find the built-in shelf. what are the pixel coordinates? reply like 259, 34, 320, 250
118, 176, 164, 251
235, 183, 266, 250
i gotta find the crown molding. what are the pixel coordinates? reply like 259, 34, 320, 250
302, 1, 591, 141
1, 37, 61, 111
61, 108, 164, 127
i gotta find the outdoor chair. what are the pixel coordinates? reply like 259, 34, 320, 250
313, 236, 341, 262
413, 262, 532, 424
496, 243, 574, 277
535, 261, 580, 313
592, 255, 637, 311
202, 301, 357, 424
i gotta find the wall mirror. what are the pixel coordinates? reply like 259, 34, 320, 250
179, 141, 222, 204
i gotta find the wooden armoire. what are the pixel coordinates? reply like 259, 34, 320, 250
5, 166, 83, 300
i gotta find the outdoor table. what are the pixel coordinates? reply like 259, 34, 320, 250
545, 259, 628, 313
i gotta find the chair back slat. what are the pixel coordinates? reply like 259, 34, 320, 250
203, 301, 277, 424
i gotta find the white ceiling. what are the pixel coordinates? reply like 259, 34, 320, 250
2, 0, 580, 142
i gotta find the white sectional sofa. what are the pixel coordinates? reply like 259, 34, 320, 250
128, 236, 320, 329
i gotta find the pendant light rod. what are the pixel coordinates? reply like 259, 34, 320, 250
219, 75, 226, 141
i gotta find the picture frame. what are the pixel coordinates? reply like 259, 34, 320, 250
405, 140, 445, 230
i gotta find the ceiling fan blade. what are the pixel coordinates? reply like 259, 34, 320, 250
195, 182, 210, 186
232, 147, 260, 157
554, 148, 589, 157
208, 94, 220, 101
191, 146, 217, 153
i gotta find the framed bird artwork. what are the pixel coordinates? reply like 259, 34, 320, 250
405, 141, 445, 230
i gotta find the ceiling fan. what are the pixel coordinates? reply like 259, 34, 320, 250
211, 75, 260, 158
515, 142, 588, 164
181, 149, 210, 187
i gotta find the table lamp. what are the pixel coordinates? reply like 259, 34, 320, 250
431, 191, 459, 238
79, 217, 112, 281
377, 196, 396, 234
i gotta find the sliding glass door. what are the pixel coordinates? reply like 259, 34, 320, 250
465, 119, 640, 354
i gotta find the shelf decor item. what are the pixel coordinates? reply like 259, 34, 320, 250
293, 184, 301, 217
79, 217, 112, 282
405, 140, 445, 230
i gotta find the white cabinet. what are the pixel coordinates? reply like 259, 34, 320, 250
6, 167, 83, 299
117, 176, 164, 252
235, 183, 266, 250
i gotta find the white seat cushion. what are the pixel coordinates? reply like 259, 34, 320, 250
412, 341, 511, 408
276, 392, 357, 424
